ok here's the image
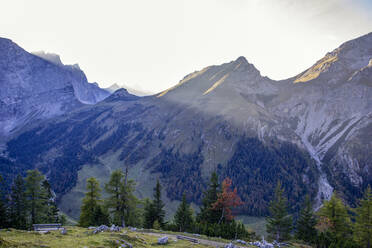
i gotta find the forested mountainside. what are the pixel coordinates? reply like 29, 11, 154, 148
0, 38, 110, 138
2, 32, 372, 219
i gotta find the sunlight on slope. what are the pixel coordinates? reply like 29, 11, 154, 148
203, 73, 230, 95
294, 54, 338, 83
157, 66, 210, 97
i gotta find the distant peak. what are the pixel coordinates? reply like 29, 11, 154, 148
233, 56, 261, 76
235, 56, 248, 64
32, 51, 63, 66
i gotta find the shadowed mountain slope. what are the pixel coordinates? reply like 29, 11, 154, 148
3, 32, 372, 219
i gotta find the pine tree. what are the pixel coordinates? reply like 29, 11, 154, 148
105, 169, 139, 227
212, 177, 243, 224
354, 185, 372, 248
93, 205, 110, 226
9, 175, 27, 229
105, 170, 124, 225
0, 175, 8, 228
198, 171, 221, 224
25, 170, 46, 225
79, 177, 104, 227
174, 193, 194, 232
152, 179, 165, 227
266, 181, 292, 242
144, 198, 156, 229
295, 195, 317, 243
120, 179, 139, 226
318, 192, 352, 242
41, 180, 59, 223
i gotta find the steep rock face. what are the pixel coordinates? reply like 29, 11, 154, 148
270, 32, 372, 204
0, 38, 110, 138
32, 51, 110, 104
4, 33, 372, 219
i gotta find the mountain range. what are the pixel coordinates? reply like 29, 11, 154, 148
0, 38, 110, 139
1, 33, 371, 219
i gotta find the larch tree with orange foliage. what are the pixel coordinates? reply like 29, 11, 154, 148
212, 177, 243, 224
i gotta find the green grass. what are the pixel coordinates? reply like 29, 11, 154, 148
236, 215, 267, 238
0, 227, 213, 248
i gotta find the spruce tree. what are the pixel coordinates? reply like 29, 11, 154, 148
105, 170, 139, 227
25, 170, 46, 225
79, 177, 104, 227
144, 198, 156, 229
105, 170, 124, 225
174, 193, 194, 232
354, 185, 372, 248
152, 179, 165, 227
198, 171, 221, 224
9, 175, 27, 229
120, 179, 139, 227
318, 192, 352, 242
41, 180, 59, 223
0, 175, 8, 228
295, 195, 317, 243
266, 181, 292, 242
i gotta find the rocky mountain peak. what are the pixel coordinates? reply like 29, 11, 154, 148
294, 32, 372, 84
104, 88, 138, 102
32, 51, 63, 66
232, 56, 261, 75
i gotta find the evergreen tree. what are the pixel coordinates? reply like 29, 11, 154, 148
198, 171, 221, 224
174, 193, 194, 232
9, 175, 27, 229
120, 179, 139, 226
318, 192, 352, 243
0, 175, 8, 228
105, 170, 124, 225
25, 170, 46, 225
93, 205, 110, 226
105, 169, 139, 227
295, 195, 317, 243
354, 185, 372, 248
266, 181, 292, 242
144, 198, 156, 229
152, 179, 165, 227
79, 177, 106, 227
41, 180, 59, 223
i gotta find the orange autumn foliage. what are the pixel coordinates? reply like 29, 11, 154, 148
212, 177, 243, 222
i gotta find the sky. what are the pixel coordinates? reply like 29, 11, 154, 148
1, 0, 372, 94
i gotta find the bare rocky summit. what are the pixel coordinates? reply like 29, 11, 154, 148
0, 38, 110, 138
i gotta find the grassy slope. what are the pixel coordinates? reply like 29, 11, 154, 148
0, 227, 212, 248
58, 151, 197, 221
236, 215, 267, 238
0, 227, 313, 248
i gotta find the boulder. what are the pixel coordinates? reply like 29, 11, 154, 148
158, 236, 168, 245
60, 228, 67, 235
235, 239, 247, 245
224, 243, 237, 248
110, 224, 121, 232
120, 240, 133, 248
92, 225, 109, 234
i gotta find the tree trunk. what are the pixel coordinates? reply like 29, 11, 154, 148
218, 207, 225, 224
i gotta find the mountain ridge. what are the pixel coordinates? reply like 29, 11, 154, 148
1, 33, 372, 219
0, 37, 111, 138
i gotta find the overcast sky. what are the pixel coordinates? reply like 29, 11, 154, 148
1, 0, 372, 93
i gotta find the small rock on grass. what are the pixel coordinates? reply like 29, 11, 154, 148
158, 236, 168, 245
